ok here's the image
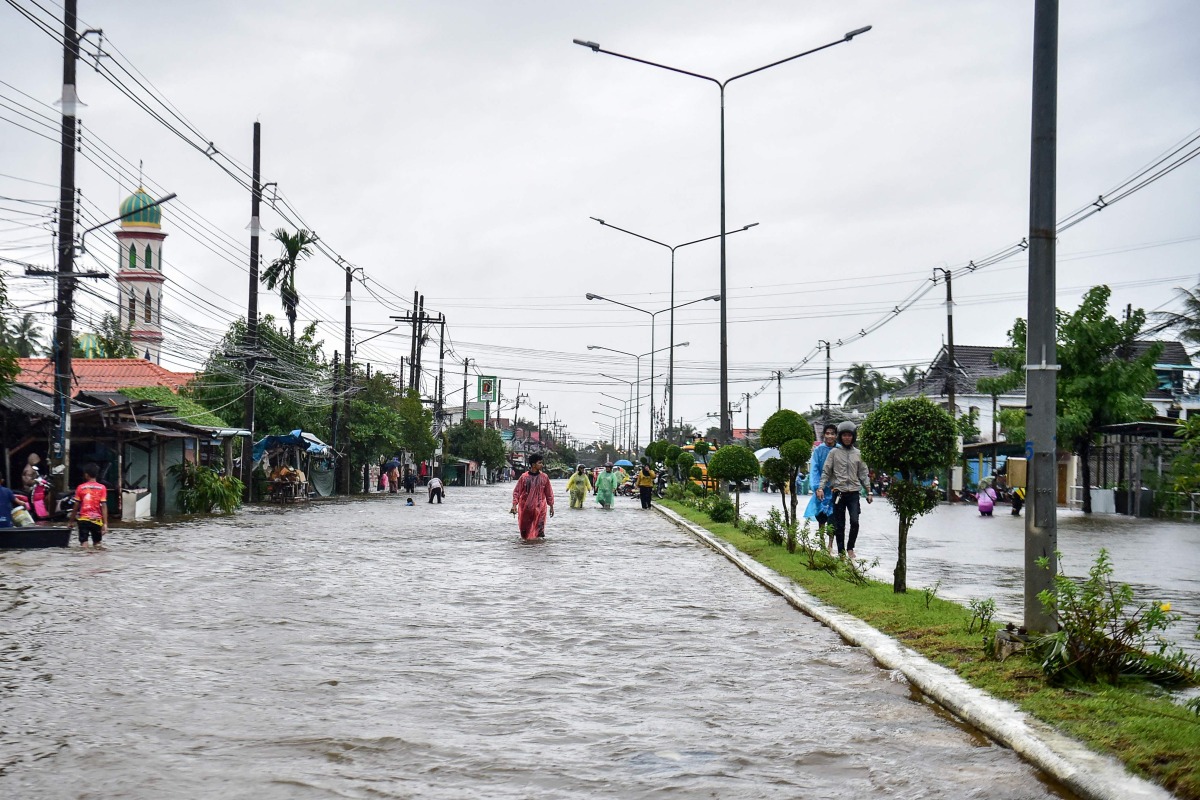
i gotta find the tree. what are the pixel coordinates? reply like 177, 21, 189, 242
859, 397, 958, 593
706, 445, 760, 520
760, 408, 814, 525
346, 372, 436, 489
693, 440, 710, 464
76, 312, 136, 358
674, 451, 695, 483
261, 228, 318, 343
1151, 284, 1200, 356
1, 312, 45, 357
991, 286, 1160, 513
0, 276, 19, 398
840, 363, 887, 408
445, 422, 507, 473
188, 314, 331, 439
898, 365, 925, 387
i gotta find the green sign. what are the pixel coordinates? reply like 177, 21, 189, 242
477, 375, 499, 402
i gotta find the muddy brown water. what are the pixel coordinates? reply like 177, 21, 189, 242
1, 484, 1075, 798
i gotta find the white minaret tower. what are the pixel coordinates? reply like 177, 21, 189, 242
114, 188, 166, 363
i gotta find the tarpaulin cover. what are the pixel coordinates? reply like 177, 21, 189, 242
252, 430, 332, 463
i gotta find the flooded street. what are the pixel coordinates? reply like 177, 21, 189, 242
737, 491, 1200, 660
2, 484, 1071, 799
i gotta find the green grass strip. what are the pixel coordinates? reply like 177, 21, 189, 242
659, 499, 1200, 799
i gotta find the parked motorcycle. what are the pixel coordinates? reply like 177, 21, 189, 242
21, 470, 75, 521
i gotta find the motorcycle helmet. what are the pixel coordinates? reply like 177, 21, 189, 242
836, 420, 857, 445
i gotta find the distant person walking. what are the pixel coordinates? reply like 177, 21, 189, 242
69, 462, 109, 549
817, 421, 872, 558
803, 423, 838, 552
566, 465, 592, 509
635, 464, 656, 510
427, 475, 445, 504
510, 453, 554, 540
594, 463, 619, 509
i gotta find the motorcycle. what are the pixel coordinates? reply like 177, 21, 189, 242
22, 470, 75, 521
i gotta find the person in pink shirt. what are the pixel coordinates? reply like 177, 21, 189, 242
69, 462, 109, 548
510, 453, 554, 540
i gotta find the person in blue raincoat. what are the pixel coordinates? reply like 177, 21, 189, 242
803, 423, 838, 552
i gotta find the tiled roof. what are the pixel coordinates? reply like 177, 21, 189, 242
894, 340, 1193, 399
16, 358, 195, 397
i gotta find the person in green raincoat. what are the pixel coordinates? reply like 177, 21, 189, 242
566, 464, 592, 509
594, 463, 620, 509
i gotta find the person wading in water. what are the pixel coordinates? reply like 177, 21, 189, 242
510, 453, 555, 540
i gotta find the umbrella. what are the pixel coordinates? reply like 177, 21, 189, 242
613, 459, 634, 467
754, 447, 780, 462
383, 458, 401, 471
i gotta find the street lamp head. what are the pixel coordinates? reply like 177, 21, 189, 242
586, 293, 601, 301
742, 223, 760, 230
573, 39, 600, 51
705, 294, 722, 301
844, 25, 872, 41
589, 216, 606, 225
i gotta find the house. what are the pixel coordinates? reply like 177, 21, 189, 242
4, 361, 244, 517
15, 357, 195, 396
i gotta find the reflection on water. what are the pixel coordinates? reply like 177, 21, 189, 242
1, 486, 1073, 798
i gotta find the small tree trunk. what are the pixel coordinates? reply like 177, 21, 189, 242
893, 517, 911, 593
1080, 437, 1093, 514
779, 489, 790, 526
789, 467, 800, 528
734, 486, 741, 521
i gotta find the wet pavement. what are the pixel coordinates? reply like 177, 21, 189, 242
737, 490, 1200, 659
1, 483, 1074, 798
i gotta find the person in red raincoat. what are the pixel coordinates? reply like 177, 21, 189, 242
510, 453, 554, 540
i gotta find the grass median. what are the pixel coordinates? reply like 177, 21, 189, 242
658, 498, 1200, 799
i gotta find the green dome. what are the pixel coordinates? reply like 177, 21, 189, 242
119, 188, 161, 228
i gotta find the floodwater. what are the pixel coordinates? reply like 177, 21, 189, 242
738, 490, 1200, 660
1, 484, 1074, 798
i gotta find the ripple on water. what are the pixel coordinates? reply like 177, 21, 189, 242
0, 485, 1076, 798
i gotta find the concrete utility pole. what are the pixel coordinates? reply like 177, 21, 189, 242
408, 291, 419, 391
243, 121, 262, 501
1025, 0, 1060, 634
537, 402, 547, 449
818, 340, 832, 423
775, 370, 782, 412
935, 267, 956, 502
742, 392, 751, 438
330, 350, 340, 461
341, 262, 354, 495
461, 358, 472, 425
50, 0, 80, 490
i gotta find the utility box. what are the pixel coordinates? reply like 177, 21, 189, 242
1007, 458, 1027, 489
121, 488, 151, 521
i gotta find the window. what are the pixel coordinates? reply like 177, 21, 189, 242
129, 293, 137, 322
145, 244, 153, 271
128, 245, 136, 270
144, 289, 152, 323
157, 293, 162, 324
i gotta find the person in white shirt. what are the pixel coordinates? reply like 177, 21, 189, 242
427, 476, 445, 504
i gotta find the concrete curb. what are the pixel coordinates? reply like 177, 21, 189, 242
653, 503, 1175, 800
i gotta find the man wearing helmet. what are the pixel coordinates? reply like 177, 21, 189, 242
816, 421, 872, 558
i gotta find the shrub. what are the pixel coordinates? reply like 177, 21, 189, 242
169, 462, 244, 514
1036, 549, 1197, 685
705, 495, 736, 524
707, 445, 760, 520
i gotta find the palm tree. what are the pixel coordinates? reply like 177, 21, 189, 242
261, 228, 318, 343
1, 313, 45, 357
840, 363, 878, 407
898, 365, 925, 387
1152, 285, 1200, 356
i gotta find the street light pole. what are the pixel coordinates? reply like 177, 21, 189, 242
587, 294, 716, 443
575, 26, 871, 445
589, 217, 757, 437
593, 341, 690, 451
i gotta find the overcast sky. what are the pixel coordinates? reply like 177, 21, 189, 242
3, 0, 1198, 444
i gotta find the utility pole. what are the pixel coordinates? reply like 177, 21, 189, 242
50, 0, 80, 490
1025, 0, 1059, 634
742, 392, 751, 438
408, 291, 418, 391
242, 121, 262, 501
392, 301, 439, 396
330, 350, 340, 465
537, 402, 547, 450
776, 370, 782, 412
461, 357, 472, 426
936, 267, 956, 503
818, 340, 832, 423
414, 294, 426, 391
341, 261, 354, 496
436, 314, 446, 426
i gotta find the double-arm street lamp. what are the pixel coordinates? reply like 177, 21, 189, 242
589, 217, 757, 434
593, 341, 689, 450
587, 291, 716, 438
574, 25, 872, 443
599, 375, 637, 451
